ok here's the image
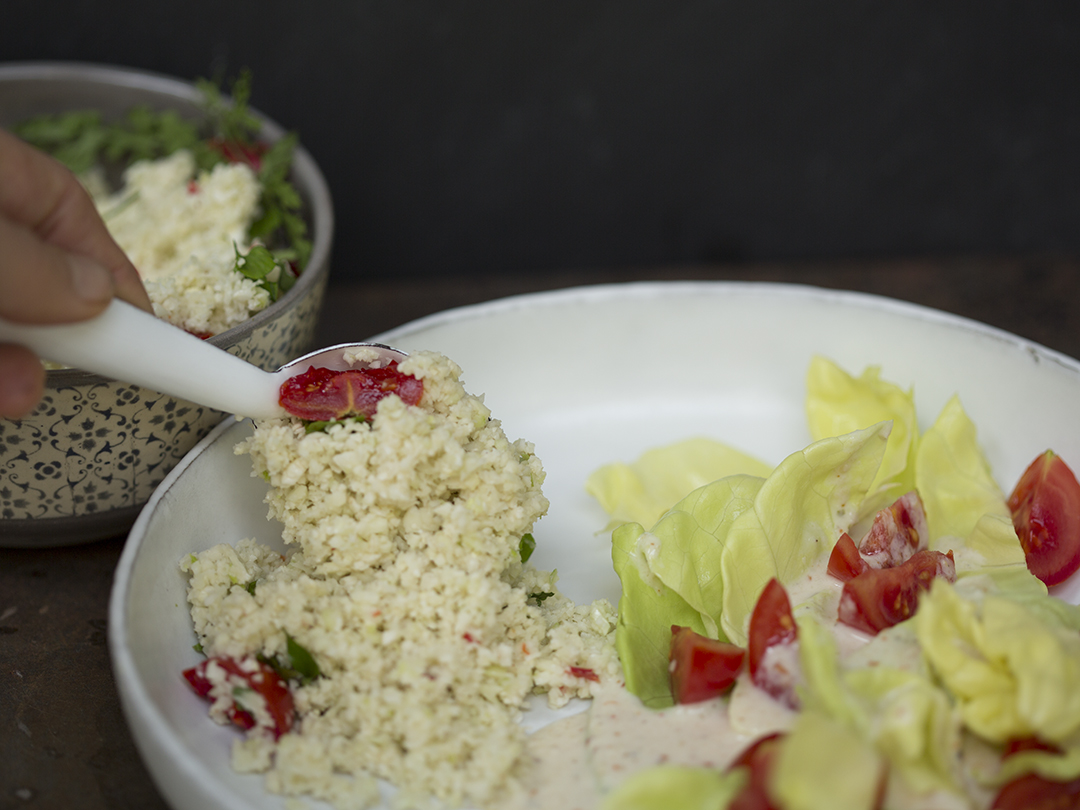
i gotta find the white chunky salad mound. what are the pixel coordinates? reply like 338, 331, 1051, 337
86, 149, 273, 336
580, 355, 1080, 810
180, 350, 619, 810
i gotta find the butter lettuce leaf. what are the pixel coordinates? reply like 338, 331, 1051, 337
797, 616, 963, 798
914, 395, 1012, 546
599, 764, 745, 810
612, 522, 712, 708
915, 579, 1080, 745
772, 710, 886, 810
806, 356, 919, 519
643, 475, 765, 640
587, 438, 772, 531
719, 423, 891, 645
612, 423, 891, 705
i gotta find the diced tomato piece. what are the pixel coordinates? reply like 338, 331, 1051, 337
747, 579, 800, 706
992, 772, 1080, 810
827, 532, 869, 582
279, 362, 424, 422
1007, 450, 1080, 587
183, 656, 295, 739
858, 490, 928, 568
838, 549, 955, 635
567, 666, 600, 682
727, 733, 785, 810
669, 625, 746, 704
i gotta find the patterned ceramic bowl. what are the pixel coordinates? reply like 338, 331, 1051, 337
0, 62, 333, 547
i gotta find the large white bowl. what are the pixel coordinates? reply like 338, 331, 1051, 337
110, 281, 1080, 810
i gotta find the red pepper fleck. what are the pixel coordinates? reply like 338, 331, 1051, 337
187, 179, 199, 194
568, 666, 600, 682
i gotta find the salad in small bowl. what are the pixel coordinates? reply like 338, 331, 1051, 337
0, 62, 333, 546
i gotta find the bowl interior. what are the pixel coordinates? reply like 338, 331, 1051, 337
112, 282, 1080, 810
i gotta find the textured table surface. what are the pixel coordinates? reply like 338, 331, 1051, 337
3, 256, 1078, 809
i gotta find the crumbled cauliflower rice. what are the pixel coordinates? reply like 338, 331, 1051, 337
89, 149, 270, 335
182, 351, 620, 809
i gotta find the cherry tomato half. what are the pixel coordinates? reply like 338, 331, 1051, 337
1007, 450, 1080, 587
279, 362, 424, 422
837, 549, 955, 635
669, 625, 746, 704
858, 490, 928, 568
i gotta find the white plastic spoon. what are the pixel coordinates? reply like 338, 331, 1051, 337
0, 299, 406, 419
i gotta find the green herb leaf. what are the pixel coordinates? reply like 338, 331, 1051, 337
245, 580, 257, 595
258, 632, 323, 686
232, 243, 296, 303
519, 533, 537, 563
528, 591, 555, 604
286, 633, 322, 684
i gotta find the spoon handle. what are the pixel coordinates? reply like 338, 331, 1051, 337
0, 299, 286, 419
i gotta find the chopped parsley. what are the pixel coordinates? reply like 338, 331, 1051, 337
259, 631, 322, 685
14, 70, 311, 274
232, 243, 297, 303
519, 533, 536, 563
528, 591, 555, 605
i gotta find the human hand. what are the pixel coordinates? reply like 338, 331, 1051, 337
0, 128, 152, 420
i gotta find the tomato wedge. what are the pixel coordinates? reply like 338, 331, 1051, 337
1007, 450, 1080, 586
669, 625, 746, 704
837, 549, 955, 635
747, 578, 799, 706
279, 362, 423, 422
727, 733, 785, 810
858, 490, 928, 568
183, 655, 295, 739
827, 532, 869, 582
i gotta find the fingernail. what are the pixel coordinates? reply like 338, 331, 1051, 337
68, 253, 114, 304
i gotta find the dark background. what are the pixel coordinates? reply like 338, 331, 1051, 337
3, 1, 1079, 282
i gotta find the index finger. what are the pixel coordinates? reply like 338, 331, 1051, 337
0, 128, 152, 313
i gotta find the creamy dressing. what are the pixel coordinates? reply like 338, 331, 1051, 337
502, 546, 966, 809
503, 683, 754, 810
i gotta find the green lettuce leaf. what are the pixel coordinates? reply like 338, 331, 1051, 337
772, 710, 886, 810
598, 765, 745, 810
914, 395, 1012, 546
806, 356, 919, 519
718, 423, 891, 645
587, 438, 772, 531
915, 579, 1080, 746
612, 522, 713, 708
797, 616, 963, 797
612, 423, 890, 705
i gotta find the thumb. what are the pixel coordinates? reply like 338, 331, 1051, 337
0, 214, 116, 325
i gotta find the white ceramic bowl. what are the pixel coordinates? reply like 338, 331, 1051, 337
0, 62, 333, 546
110, 282, 1080, 810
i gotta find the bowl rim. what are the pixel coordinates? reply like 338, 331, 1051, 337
0, 60, 334, 388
